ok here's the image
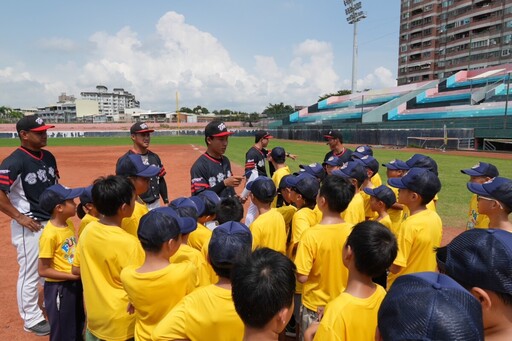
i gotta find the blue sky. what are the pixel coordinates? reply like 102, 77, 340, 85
0, 1, 400, 112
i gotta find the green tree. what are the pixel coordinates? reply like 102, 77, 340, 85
179, 107, 193, 113
0, 106, 23, 122
193, 105, 209, 114
261, 102, 295, 120
318, 89, 352, 102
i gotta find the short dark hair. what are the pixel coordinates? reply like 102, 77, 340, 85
346, 221, 398, 278
319, 175, 355, 213
216, 197, 244, 224
232, 248, 296, 329
138, 211, 181, 253
92, 175, 134, 217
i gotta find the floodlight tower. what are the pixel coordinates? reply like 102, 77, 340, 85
343, 0, 366, 94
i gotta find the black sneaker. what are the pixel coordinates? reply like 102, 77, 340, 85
24, 320, 50, 336
284, 319, 296, 338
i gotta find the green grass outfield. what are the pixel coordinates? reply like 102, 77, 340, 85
1, 135, 511, 228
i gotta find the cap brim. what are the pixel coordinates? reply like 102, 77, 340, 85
284, 176, 299, 188
466, 182, 490, 196
436, 246, 448, 273
64, 187, 85, 200
387, 177, 407, 189
352, 152, 365, 159
460, 169, 484, 176
133, 129, 154, 134
179, 216, 198, 234
211, 131, 234, 137
137, 165, 161, 178
323, 135, 334, 140
246, 180, 255, 191
382, 163, 398, 170
363, 187, 376, 196
30, 125, 55, 132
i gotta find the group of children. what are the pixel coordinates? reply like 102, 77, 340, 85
35, 136, 512, 340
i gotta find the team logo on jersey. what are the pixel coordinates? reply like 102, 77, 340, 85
37, 169, 48, 182
35, 117, 44, 125
257, 159, 265, 167
191, 177, 203, 184
48, 167, 55, 178
208, 176, 217, 187
0, 169, 10, 174
25, 172, 37, 185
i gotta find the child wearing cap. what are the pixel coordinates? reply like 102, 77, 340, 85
461, 162, 500, 230
276, 175, 298, 244
377, 272, 484, 341
152, 221, 252, 341
232, 248, 296, 341
382, 159, 407, 233
116, 153, 162, 237
436, 228, 512, 340
72, 175, 145, 340
120, 208, 197, 341
169, 197, 210, 287
295, 175, 355, 341
76, 185, 99, 237
322, 156, 343, 176
363, 185, 397, 232
306, 221, 398, 341
352, 145, 383, 187
387, 168, 442, 288
38, 184, 85, 341
466, 177, 512, 233
402, 154, 439, 215
269, 146, 291, 208
332, 162, 366, 225
187, 190, 220, 251
353, 155, 381, 220
248, 177, 287, 254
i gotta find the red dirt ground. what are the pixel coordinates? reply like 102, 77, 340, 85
0, 143, 504, 339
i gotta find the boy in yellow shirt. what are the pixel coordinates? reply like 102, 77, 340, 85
76, 185, 99, 237
295, 175, 355, 341
363, 185, 396, 231
306, 221, 398, 341
248, 176, 287, 254
387, 168, 442, 288
332, 162, 366, 225
232, 248, 296, 341
269, 146, 291, 208
38, 184, 85, 341
121, 207, 197, 341
152, 221, 252, 341
116, 153, 161, 237
352, 145, 383, 187
72, 175, 145, 341
460, 162, 499, 230
466, 176, 512, 232
402, 153, 439, 213
187, 190, 221, 250
322, 156, 343, 176
353, 155, 380, 220
381, 159, 407, 233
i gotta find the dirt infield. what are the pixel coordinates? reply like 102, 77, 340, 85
0, 143, 468, 339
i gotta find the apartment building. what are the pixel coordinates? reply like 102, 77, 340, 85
398, 0, 512, 85
80, 85, 140, 121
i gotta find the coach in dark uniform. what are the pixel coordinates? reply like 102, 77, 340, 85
323, 129, 353, 163
117, 122, 168, 210
0, 116, 58, 336
190, 121, 242, 198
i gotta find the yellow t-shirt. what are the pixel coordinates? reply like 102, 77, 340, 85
271, 166, 291, 208
276, 204, 297, 239
152, 284, 244, 341
39, 220, 77, 282
387, 209, 443, 288
467, 193, 490, 230
288, 207, 321, 259
73, 221, 145, 340
341, 192, 365, 225
361, 187, 379, 220
188, 223, 212, 251
376, 214, 393, 231
250, 208, 287, 254
371, 173, 383, 188
314, 285, 386, 341
201, 241, 219, 285
386, 185, 403, 236
402, 195, 438, 220
78, 213, 99, 238
120, 262, 196, 341
170, 244, 210, 287
295, 222, 354, 311
121, 199, 149, 237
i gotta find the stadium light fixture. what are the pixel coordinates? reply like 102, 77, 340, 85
343, 0, 366, 94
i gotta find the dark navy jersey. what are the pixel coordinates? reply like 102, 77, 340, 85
245, 146, 268, 179
324, 148, 353, 163
0, 147, 59, 221
190, 153, 235, 198
120, 150, 168, 204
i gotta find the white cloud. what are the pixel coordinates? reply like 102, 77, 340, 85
0, 11, 397, 111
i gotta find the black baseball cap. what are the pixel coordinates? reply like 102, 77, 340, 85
363, 185, 396, 208
388, 167, 441, 201
205, 121, 234, 137
323, 130, 343, 141
16, 116, 55, 133
466, 176, 512, 210
255, 130, 273, 143
39, 184, 85, 214
460, 162, 499, 178
130, 122, 154, 134
246, 176, 276, 202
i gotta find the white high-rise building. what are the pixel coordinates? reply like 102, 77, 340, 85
80, 85, 140, 121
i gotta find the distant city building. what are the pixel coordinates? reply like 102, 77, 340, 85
398, 0, 512, 85
80, 85, 140, 121
58, 92, 76, 103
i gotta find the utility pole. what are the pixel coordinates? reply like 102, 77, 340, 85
343, 0, 366, 94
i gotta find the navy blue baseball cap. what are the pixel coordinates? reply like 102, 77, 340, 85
116, 154, 161, 178
285, 172, 320, 201
404, 154, 438, 175
352, 145, 374, 157
354, 155, 379, 174
322, 156, 343, 167
39, 184, 85, 214
466, 176, 512, 210
246, 176, 276, 202
382, 159, 408, 170
379, 272, 484, 341
79, 185, 93, 206
436, 228, 512, 295
189, 196, 206, 216
299, 162, 326, 180
461, 162, 499, 178
388, 167, 441, 201
363, 185, 396, 208
332, 161, 367, 184
152, 206, 197, 234
209, 221, 252, 266
170, 197, 202, 217
197, 189, 221, 206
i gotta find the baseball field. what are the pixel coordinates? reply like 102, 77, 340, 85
0, 135, 511, 339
